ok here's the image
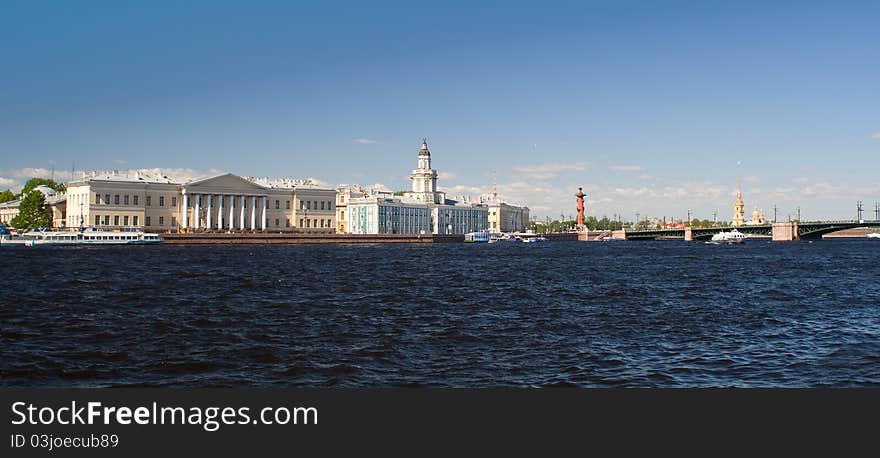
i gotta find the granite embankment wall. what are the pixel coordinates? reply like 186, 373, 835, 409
161, 233, 464, 244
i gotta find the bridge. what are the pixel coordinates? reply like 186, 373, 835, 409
622, 221, 880, 241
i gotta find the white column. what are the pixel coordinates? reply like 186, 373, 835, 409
250, 196, 256, 229
206, 194, 212, 229
228, 196, 235, 230
261, 196, 267, 231
216, 194, 223, 230
194, 194, 201, 230
181, 193, 189, 229
240, 195, 246, 230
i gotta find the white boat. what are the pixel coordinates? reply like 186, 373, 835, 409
0, 228, 162, 246
465, 231, 491, 243
707, 229, 746, 244
488, 233, 519, 243
867, 233, 880, 239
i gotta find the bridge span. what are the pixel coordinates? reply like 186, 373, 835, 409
620, 221, 880, 241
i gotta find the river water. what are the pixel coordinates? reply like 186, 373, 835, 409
2, 239, 878, 387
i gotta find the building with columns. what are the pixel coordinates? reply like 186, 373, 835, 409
64, 170, 335, 233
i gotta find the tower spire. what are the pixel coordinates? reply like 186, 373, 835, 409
736, 161, 742, 196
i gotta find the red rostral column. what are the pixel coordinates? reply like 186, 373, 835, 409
576, 187, 586, 227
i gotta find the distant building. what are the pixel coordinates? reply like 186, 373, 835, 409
487, 201, 530, 232
64, 170, 334, 233
346, 139, 488, 235
334, 185, 365, 233
732, 165, 746, 227
746, 207, 766, 225
0, 185, 67, 228
347, 196, 432, 234
404, 139, 445, 204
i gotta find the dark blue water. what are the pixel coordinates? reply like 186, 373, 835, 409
2, 240, 878, 387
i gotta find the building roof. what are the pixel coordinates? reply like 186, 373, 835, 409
70, 169, 183, 184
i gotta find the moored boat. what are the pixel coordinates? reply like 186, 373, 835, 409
0, 228, 162, 246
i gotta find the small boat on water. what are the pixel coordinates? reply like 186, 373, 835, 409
706, 229, 746, 244
464, 231, 491, 243
867, 233, 880, 239
488, 233, 518, 243
0, 227, 162, 246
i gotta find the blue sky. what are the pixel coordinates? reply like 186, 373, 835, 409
1, 0, 878, 220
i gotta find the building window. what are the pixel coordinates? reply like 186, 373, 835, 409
133, 216, 139, 226
275, 200, 280, 209
285, 218, 290, 227
275, 218, 280, 227
104, 215, 110, 225
171, 197, 177, 207
286, 200, 290, 210
114, 215, 119, 226
299, 219, 303, 227
145, 216, 151, 226
123, 215, 129, 226
320, 201, 325, 210
105, 194, 110, 204
96, 193, 101, 204
95, 215, 100, 226
159, 216, 164, 226
340, 210, 345, 219
159, 196, 165, 207
146, 195, 151, 206
306, 219, 310, 228
133, 195, 139, 205
124, 195, 129, 205
300, 200, 304, 210
114, 195, 120, 205
171, 216, 177, 227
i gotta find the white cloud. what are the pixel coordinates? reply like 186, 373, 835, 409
743, 175, 759, 183
512, 162, 590, 180
438, 171, 457, 180
366, 182, 390, 192
871, 132, 880, 139
352, 138, 381, 145
305, 177, 331, 188
609, 165, 643, 172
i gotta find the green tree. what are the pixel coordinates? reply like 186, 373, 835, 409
19, 178, 65, 197
0, 189, 15, 203
10, 191, 50, 229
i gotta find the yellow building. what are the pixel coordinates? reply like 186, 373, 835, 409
487, 202, 530, 232
65, 171, 335, 233
732, 165, 745, 227
334, 185, 365, 233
